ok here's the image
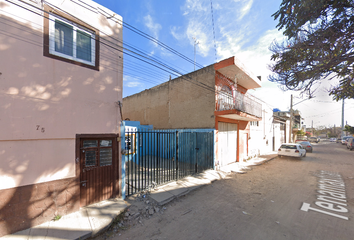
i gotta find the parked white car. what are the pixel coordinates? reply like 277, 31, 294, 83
278, 143, 306, 158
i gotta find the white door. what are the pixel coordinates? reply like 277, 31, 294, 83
218, 122, 237, 166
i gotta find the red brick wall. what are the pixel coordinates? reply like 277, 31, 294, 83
0, 177, 79, 237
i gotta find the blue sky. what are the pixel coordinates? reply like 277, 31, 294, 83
95, 0, 354, 129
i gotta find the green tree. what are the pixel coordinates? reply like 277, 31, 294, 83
297, 129, 306, 136
269, 0, 354, 100
344, 124, 354, 134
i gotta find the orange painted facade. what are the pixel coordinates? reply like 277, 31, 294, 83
214, 116, 250, 162
214, 57, 235, 71
213, 57, 260, 164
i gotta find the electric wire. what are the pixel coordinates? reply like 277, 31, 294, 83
40, 0, 229, 94
3, 0, 219, 95
43, 0, 205, 71
2, 0, 257, 100
0, 27, 212, 98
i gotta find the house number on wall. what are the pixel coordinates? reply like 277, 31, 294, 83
36, 125, 45, 133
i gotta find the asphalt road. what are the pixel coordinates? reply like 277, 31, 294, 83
98, 140, 354, 240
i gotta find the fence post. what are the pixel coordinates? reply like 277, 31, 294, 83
156, 131, 159, 184
121, 122, 126, 199
195, 132, 198, 173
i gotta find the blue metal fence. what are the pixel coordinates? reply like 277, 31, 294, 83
123, 129, 214, 197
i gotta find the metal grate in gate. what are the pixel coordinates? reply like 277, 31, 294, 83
124, 129, 214, 197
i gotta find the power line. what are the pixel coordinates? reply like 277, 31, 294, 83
3, 0, 197, 74
2, 0, 252, 99
18, 0, 216, 90
119, 21, 205, 70
92, 1, 205, 70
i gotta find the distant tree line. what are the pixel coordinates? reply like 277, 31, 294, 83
306, 125, 354, 138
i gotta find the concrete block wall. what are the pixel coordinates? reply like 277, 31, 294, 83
123, 66, 216, 129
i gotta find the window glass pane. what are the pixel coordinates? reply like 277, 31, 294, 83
76, 30, 92, 62
85, 150, 96, 166
100, 140, 112, 147
83, 140, 98, 148
55, 20, 73, 56
100, 148, 112, 166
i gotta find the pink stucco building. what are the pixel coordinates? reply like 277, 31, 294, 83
0, 0, 123, 236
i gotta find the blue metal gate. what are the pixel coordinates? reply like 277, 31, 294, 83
123, 129, 214, 197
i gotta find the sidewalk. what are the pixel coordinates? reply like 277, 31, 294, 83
3, 199, 128, 240
219, 152, 278, 174
2, 153, 277, 240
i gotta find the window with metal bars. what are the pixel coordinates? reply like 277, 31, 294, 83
83, 139, 112, 167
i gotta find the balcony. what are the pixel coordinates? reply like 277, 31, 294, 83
292, 123, 302, 131
216, 91, 262, 119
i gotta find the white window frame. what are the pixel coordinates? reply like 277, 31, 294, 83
48, 14, 96, 66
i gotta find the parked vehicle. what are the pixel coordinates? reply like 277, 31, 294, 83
295, 140, 313, 153
308, 137, 319, 143
336, 137, 342, 143
341, 136, 352, 145
330, 138, 336, 142
278, 143, 306, 158
346, 137, 354, 150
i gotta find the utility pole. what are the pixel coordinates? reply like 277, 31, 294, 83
193, 37, 199, 71
289, 94, 293, 143
312, 120, 314, 136
341, 99, 345, 137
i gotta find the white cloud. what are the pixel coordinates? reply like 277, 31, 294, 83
144, 15, 162, 41
123, 76, 144, 88
184, 0, 208, 12
238, 0, 253, 20
217, 29, 284, 79
170, 26, 184, 41
144, 15, 174, 57
186, 21, 210, 57
173, 0, 259, 60
125, 82, 141, 88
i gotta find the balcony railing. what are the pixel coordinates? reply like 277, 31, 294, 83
216, 91, 262, 118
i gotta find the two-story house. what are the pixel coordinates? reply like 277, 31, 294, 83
0, 0, 123, 236
123, 56, 262, 168
273, 109, 304, 142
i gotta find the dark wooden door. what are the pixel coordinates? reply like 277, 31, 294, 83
79, 137, 117, 206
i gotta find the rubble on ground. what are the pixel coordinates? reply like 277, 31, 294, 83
96, 190, 168, 239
